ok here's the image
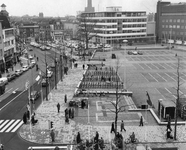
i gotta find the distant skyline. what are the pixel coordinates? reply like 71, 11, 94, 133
1, 0, 186, 17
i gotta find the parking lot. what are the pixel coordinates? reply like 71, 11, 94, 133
106, 49, 186, 112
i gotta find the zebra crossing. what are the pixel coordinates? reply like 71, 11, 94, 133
0, 119, 23, 133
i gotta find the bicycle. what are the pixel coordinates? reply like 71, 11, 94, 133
124, 136, 139, 144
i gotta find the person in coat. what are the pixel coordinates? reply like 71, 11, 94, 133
64, 94, 67, 103
57, 103, 60, 113
76, 132, 81, 144
110, 122, 115, 133
120, 120, 126, 132
50, 129, 55, 142
139, 116, 143, 126
23, 112, 27, 124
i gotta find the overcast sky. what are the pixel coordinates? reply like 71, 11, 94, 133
1, 0, 186, 17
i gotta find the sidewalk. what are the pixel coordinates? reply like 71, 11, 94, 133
18, 60, 186, 149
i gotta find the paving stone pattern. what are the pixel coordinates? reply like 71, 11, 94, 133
18, 59, 186, 150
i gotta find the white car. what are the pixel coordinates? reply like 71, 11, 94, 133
0, 77, 8, 84
132, 51, 138, 55
47, 71, 53, 78
31, 60, 36, 64
22, 65, 29, 72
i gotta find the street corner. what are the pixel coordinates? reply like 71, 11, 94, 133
18, 123, 51, 144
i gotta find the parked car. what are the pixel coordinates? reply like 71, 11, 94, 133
137, 51, 143, 55
41, 78, 48, 87
15, 69, 23, 76
47, 71, 53, 78
30, 90, 40, 103
132, 51, 138, 55
7, 73, 16, 81
22, 65, 29, 72
127, 51, 133, 55
0, 77, 8, 85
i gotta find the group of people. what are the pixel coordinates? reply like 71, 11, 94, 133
64, 107, 75, 123
111, 120, 127, 134
23, 103, 38, 126
76, 131, 105, 150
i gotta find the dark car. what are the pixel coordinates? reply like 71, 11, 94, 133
15, 69, 23, 77
30, 91, 40, 103
138, 51, 143, 55
7, 73, 16, 81
127, 51, 133, 55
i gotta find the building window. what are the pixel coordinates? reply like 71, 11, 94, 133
162, 25, 165, 28
173, 19, 176, 22
11, 40, 14, 44
181, 19, 184, 23
166, 19, 168, 22
169, 19, 172, 22
166, 25, 168, 28
173, 25, 176, 28
162, 19, 165, 22
177, 19, 180, 23
177, 25, 180, 28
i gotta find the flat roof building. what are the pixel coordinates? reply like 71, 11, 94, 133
79, 6, 155, 45
156, 1, 186, 44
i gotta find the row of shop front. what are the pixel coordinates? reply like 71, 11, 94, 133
0, 51, 22, 74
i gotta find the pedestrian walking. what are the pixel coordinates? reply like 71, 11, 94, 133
23, 112, 27, 124
94, 131, 99, 143
110, 122, 115, 133
120, 120, 126, 132
139, 116, 144, 126
50, 129, 55, 142
57, 103, 60, 113
64, 94, 67, 103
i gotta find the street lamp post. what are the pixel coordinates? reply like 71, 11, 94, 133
123, 40, 128, 90
54, 48, 57, 89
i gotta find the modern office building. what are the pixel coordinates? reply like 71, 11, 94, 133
79, 6, 154, 45
156, 1, 186, 44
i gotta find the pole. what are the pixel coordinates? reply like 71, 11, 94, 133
45, 50, 48, 101
55, 48, 57, 89
123, 40, 128, 90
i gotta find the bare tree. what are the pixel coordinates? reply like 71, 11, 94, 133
173, 56, 184, 140
77, 13, 98, 50
106, 59, 133, 137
